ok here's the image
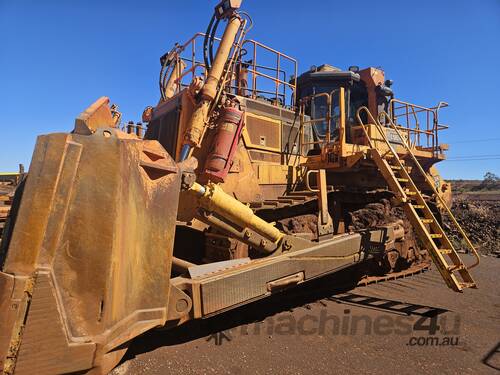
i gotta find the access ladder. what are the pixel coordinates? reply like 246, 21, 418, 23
356, 107, 479, 292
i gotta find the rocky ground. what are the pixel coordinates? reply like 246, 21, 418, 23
446, 194, 499, 256
445, 177, 499, 257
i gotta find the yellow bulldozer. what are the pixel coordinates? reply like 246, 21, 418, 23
0, 1, 480, 373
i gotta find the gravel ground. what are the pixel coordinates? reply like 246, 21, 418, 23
112, 255, 500, 375
446, 194, 499, 256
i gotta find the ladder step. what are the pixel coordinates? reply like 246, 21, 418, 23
421, 219, 434, 224
430, 233, 442, 239
390, 165, 402, 170
459, 282, 476, 289
263, 200, 280, 206
438, 249, 452, 255
397, 178, 409, 183
447, 264, 465, 272
411, 204, 425, 209
405, 191, 417, 196
281, 195, 308, 201
276, 198, 295, 204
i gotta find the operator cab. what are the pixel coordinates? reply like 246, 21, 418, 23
296, 64, 393, 147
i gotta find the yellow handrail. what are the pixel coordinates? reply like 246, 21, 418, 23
388, 98, 447, 153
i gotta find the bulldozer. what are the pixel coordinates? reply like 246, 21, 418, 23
0, 1, 480, 373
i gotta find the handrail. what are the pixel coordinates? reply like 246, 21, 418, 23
388, 99, 449, 154
391, 99, 448, 113
160, 32, 298, 110
356, 107, 397, 159
305, 170, 320, 192
176, 63, 208, 88
357, 106, 479, 269
241, 39, 298, 107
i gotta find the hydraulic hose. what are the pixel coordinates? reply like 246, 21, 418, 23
203, 14, 216, 72
209, 17, 221, 68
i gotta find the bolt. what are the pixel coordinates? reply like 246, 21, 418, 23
243, 230, 251, 239
260, 239, 267, 247
176, 299, 189, 313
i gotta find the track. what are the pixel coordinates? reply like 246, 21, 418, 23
254, 189, 430, 277
358, 259, 431, 286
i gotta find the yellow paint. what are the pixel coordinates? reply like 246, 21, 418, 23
257, 164, 290, 185
339, 87, 346, 155
242, 112, 282, 153
193, 182, 284, 243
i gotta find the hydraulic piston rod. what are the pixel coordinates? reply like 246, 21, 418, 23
190, 182, 284, 245
180, 5, 243, 160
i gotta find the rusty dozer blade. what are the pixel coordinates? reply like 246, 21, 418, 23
0, 125, 182, 374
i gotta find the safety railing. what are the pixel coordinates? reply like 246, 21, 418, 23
236, 39, 298, 107
388, 99, 449, 155
159, 33, 298, 110
177, 32, 214, 84
159, 31, 244, 100
159, 33, 208, 98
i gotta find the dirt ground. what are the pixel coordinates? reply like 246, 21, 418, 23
112, 254, 499, 375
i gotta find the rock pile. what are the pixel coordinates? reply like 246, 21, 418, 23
446, 196, 499, 256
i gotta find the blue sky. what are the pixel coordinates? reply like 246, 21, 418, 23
0, 0, 499, 179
